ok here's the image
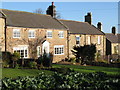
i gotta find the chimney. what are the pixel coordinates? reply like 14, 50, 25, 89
46, 2, 56, 18
85, 12, 92, 25
97, 22, 102, 31
112, 26, 116, 35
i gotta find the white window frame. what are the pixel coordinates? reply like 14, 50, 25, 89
54, 45, 64, 55
13, 29, 20, 38
37, 46, 41, 57
88, 36, 91, 45
13, 46, 28, 58
76, 36, 80, 45
47, 30, 52, 38
97, 36, 101, 45
28, 30, 35, 38
59, 31, 64, 38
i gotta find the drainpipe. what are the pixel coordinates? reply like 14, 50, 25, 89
84, 34, 86, 45
4, 17, 7, 53
67, 30, 69, 59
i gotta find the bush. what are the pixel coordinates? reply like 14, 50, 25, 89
2, 61, 9, 68
37, 53, 53, 67
2, 72, 120, 89
12, 52, 20, 68
50, 67, 72, 74
15, 64, 20, 69
28, 61, 37, 69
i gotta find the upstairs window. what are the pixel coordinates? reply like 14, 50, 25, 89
88, 36, 91, 45
13, 29, 20, 38
28, 30, 35, 38
59, 31, 64, 38
47, 31, 52, 38
76, 36, 80, 45
98, 36, 101, 44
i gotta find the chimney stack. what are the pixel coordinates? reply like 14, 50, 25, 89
46, 2, 56, 18
112, 26, 116, 35
85, 12, 92, 25
97, 22, 102, 31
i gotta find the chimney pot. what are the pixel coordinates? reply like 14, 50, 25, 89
85, 12, 92, 25
97, 22, 102, 31
52, 2, 54, 6
112, 26, 116, 35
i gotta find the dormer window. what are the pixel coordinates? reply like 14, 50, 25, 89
13, 29, 20, 38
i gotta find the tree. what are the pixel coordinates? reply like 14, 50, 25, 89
72, 44, 96, 65
33, 8, 44, 14
12, 52, 20, 68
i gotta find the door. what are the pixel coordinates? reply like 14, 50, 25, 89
42, 41, 50, 56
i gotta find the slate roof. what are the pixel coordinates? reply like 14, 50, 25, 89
105, 33, 120, 43
60, 19, 104, 35
0, 9, 67, 30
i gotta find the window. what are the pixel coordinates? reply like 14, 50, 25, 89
59, 31, 64, 38
28, 30, 35, 38
37, 46, 41, 57
47, 31, 52, 38
98, 36, 101, 44
76, 36, 80, 45
54, 45, 64, 55
88, 36, 91, 44
13, 46, 28, 58
13, 29, 20, 38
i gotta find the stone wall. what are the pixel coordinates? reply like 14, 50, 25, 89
69, 34, 106, 58
0, 18, 5, 51
6, 26, 68, 63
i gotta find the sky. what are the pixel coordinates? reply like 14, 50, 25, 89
1, 2, 119, 33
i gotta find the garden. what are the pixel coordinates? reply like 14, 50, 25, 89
1, 44, 120, 89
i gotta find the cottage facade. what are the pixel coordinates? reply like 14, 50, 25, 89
1, 2, 117, 63
105, 27, 120, 59
0, 9, 68, 63
60, 19, 106, 58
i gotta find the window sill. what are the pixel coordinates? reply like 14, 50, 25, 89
54, 53, 64, 55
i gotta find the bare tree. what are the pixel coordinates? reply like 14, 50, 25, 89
33, 8, 44, 14
7, 36, 46, 60
56, 11, 61, 19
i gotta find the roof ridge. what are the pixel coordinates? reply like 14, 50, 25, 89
1, 8, 51, 17
59, 19, 88, 24
91, 25, 105, 35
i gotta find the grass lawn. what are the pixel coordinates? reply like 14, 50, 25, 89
2, 64, 120, 78
2, 68, 52, 78
53, 64, 120, 75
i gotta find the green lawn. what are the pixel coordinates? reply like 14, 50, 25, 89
2, 68, 52, 78
2, 64, 120, 78
53, 64, 120, 75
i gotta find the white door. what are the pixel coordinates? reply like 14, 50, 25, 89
42, 41, 50, 56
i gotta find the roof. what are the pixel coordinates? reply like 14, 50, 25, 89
0, 9, 67, 30
105, 33, 120, 43
60, 19, 104, 35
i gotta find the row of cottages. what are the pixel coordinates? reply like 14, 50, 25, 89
0, 2, 112, 63
105, 27, 120, 59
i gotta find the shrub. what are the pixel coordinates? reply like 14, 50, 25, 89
37, 53, 53, 67
15, 64, 20, 69
12, 52, 20, 68
28, 61, 37, 69
2, 72, 120, 89
2, 61, 9, 68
